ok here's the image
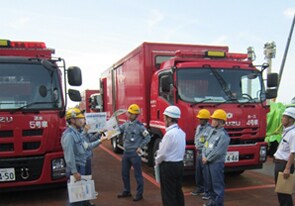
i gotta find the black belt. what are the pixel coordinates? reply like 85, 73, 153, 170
273, 158, 287, 163
162, 161, 183, 164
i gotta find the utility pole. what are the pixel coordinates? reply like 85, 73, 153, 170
277, 13, 295, 92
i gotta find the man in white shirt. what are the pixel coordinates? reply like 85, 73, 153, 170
155, 106, 186, 206
273, 107, 295, 206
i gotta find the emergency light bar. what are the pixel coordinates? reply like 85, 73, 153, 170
175, 50, 248, 60
0, 39, 46, 49
205, 50, 226, 58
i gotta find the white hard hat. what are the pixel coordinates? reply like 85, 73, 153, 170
283, 107, 295, 120
163, 106, 181, 119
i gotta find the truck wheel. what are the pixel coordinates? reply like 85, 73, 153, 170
268, 141, 278, 157
228, 170, 245, 176
111, 137, 123, 153
150, 138, 161, 166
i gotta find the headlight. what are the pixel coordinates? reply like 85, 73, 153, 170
183, 150, 194, 167
51, 158, 66, 180
259, 146, 267, 162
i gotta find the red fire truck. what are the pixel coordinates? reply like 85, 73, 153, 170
98, 42, 278, 173
79, 89, 100, 113
0, 39, 82, 190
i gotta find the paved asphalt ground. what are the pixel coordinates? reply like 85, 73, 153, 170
0, 142, 294, 206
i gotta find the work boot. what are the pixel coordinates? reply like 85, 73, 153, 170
83, 201, 95, 206
203, 200, 215, 206
117, 192, 132, 198
133, 195, 143, 201
190, 189, 204, 196
202, 193, 211, 200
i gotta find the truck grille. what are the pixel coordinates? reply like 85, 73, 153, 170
0, 129, 43, 152
0, 143, 14, 151
23, 142, 41, 150
226, 127, 263, 145
22, 129, 43, 136
0, 130, 13, 138
0, 156, 44, 182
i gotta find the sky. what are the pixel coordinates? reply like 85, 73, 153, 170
2, 0, 295, 107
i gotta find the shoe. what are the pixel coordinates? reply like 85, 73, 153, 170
88, 202, 95, 206
191, 190, 204, 196
83, 201, 95, 206
133, 195, 143, 201
203, 200, 215, 206
202, 193, 210, 200
117, 192, 132, 198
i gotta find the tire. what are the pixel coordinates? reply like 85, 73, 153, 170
111, 136, 123, 153
268, 141, 279, 157
149, 138, 161, 166
227, 170, 245, 176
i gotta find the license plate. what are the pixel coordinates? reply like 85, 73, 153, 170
225, 151, 239, 163
0, 168, 16, 182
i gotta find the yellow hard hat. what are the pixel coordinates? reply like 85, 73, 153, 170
211, 109, 227, 121
66, 108, 85, 120
127, 104, 140, 115
196, 109, 210, 119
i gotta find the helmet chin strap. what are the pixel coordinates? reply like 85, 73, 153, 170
214, 120, 224, 129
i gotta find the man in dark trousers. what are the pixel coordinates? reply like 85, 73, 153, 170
61, 108, 107, 206
202, 109, 230, 206
155, 105, 186, 206
191, 109, 212, 201
273, 107, 295, 206
117, 104, 151, 201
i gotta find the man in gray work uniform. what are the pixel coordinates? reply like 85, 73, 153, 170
202, 109, 230, 206
191, 109, 212, 201
117, 104, 151, 202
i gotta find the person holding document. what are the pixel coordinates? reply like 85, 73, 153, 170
273, 107, 295, 206
117, 104, 151, 202
61, 108, 108, 206
155, 106, 186, 206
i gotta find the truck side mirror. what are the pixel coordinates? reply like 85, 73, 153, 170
267, 73, 279, 87
68, 89, 81, 101
265, 88, 278, 99
161, 75, 172, 93
67, 66, 82, 86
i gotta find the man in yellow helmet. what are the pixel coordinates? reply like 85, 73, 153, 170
202, 109, 230, 206
117, 104, 151, 202
61, 108, 107, 206
191, 109, 212, 201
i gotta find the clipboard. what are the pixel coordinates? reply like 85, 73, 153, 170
275, 172, 295, 194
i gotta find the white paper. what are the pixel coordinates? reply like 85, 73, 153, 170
85, 112, 106, 133
154, 165, 160, 183
103, 117, 121, 139
67, 175, 96, 203
70, 175, 92, 183
111, 109, 127, 118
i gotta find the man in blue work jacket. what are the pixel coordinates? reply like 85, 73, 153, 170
202, 109, 230, 206
191, 109, 212, 200
117, 104, 151, 202
61, 107, 108, 206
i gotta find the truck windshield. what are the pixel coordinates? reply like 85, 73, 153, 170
0, 63, 62, 110
177, 68, 265, 104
